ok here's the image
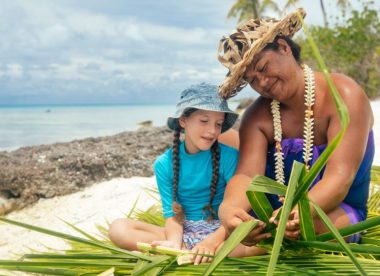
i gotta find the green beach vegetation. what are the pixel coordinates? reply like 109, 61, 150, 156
298, 2, 380, 98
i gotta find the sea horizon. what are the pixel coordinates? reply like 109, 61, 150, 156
0, 103, 179, 151
0, 102, 241, 152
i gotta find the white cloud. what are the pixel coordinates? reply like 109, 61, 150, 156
6, 64, 24, 78
0, 0, 376, 105
38, 24, 70, 46
1, 1, 221, 49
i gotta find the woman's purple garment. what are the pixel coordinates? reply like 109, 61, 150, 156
340, 202, 360, 242
265, 130, 375, 221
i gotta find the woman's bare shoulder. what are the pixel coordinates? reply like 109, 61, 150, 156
240, 96, 273, 139
331, 73, 367, 99
241, 97, 271, 124
316, 72, 373, 125
315, 72, 369, 109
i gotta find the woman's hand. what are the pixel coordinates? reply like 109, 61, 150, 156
219, 205, 270, 246
270, 207, 300, 240
241, 222, 271, 246
219, 205, 254, 234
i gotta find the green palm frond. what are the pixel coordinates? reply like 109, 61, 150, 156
3, 252, 380, 275
204, 220, 259, 275
131, 204, 165, 227
369, 167, 380, 215
227, 0, 282, 23
1, 173, 380, 275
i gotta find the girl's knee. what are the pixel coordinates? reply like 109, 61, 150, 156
108, 219, 163, 250
108, 218, 135, 246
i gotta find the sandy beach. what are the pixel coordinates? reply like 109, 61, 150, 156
0, 100, 379, 260
0, 177, 158, 259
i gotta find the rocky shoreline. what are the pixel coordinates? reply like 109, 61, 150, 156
0, 96, 248, 217
0, 126, 173, 215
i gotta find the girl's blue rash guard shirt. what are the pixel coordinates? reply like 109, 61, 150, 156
154, 142, 239, 221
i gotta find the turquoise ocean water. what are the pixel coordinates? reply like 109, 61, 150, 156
0, 102, 240, 152
0, 104, 178, 151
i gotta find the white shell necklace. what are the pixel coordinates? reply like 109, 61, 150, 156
270, 64, 315, 184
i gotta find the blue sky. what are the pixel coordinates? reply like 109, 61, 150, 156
0, 0, 378, 104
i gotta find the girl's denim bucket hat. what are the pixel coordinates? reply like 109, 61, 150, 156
167, 82, 238, 133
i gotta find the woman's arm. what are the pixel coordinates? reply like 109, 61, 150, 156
308, 74, 373, 215
271, 74, 374, 239
219, 99, 273, 240
221, 100, 270, 210
218, 128, 239, 149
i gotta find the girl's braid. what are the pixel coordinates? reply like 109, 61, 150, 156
204, 140, 220, 221
172, 130, 184, 223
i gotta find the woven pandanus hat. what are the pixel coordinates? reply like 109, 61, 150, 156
217, 8, 306, 99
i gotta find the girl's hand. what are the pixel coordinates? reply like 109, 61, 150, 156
270, 207, 300, 240
151, 240, 181, 249
191, 237, 219, 265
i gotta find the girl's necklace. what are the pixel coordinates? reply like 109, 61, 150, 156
270, 64, 315, 184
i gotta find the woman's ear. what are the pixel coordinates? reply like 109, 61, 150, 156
277, 38, 292, 56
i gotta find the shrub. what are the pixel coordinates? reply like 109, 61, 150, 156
298, 3, 380, 98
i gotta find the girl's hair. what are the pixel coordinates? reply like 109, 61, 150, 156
171, 108, 221, 223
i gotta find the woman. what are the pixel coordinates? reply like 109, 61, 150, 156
217, 8, 375, 244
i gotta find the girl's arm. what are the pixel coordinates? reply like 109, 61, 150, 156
198, 225, 227, 246
153, 155, 184, 249
151, 217, 183, 249
163, 217, 184, 249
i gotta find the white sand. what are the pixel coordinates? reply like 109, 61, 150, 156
0, 100, 379, 260
0, 176, 158, 259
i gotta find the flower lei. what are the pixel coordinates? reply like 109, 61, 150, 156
270, 64, 315, 184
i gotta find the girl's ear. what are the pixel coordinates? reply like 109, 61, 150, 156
178, 117, 186, 129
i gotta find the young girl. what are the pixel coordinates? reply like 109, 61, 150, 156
108, 83, 267, 264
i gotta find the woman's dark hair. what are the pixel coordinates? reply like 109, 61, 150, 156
263, 36, 301, 62
171, 108, 221, 223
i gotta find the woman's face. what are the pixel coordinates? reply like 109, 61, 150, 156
243, 39, 298, 101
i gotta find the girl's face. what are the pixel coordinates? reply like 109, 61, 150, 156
243, 39, 299, 102
179, 109, 225, 154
